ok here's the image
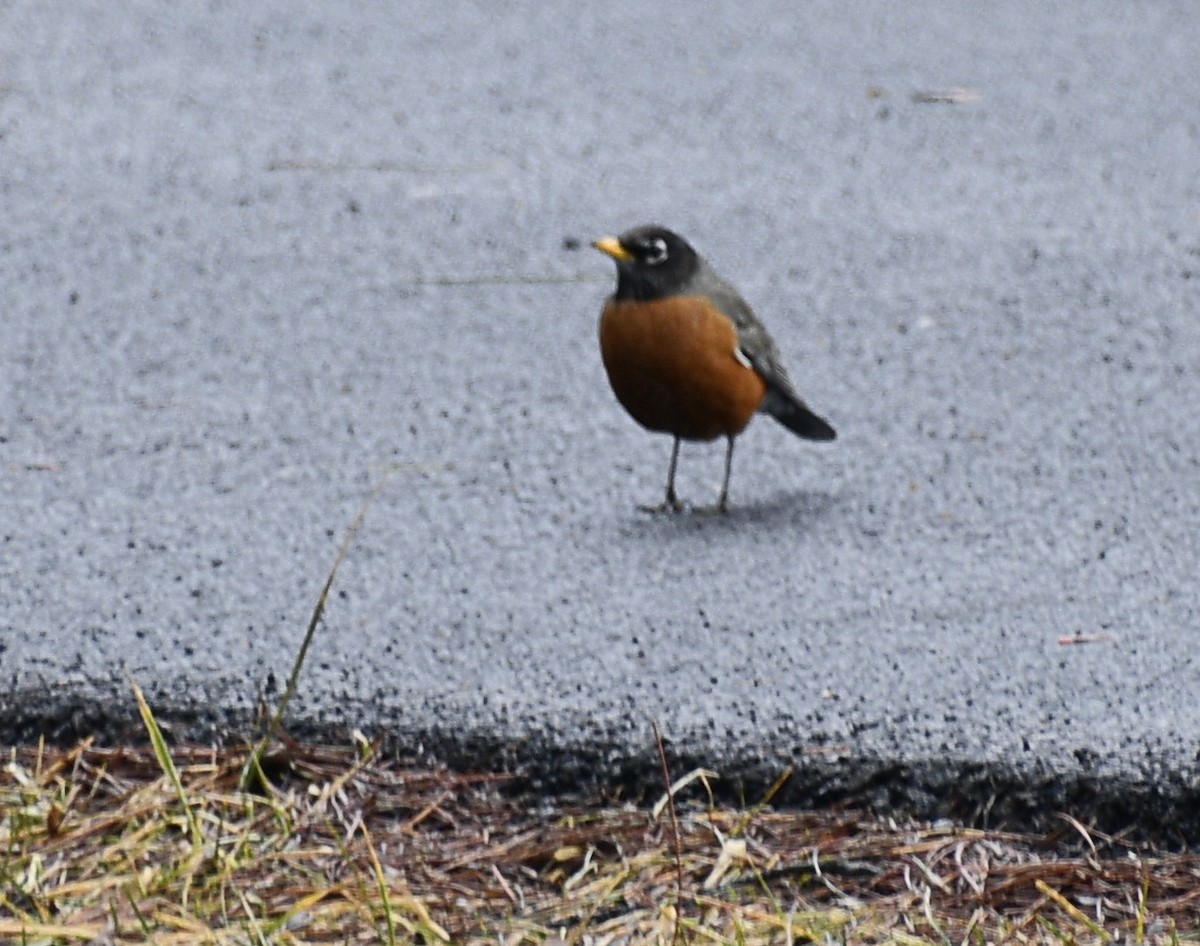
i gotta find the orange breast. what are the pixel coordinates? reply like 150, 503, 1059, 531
598, 295, 767, 441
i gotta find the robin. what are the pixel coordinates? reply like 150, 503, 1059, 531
593, 225, 836, 512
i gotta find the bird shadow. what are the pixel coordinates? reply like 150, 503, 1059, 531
616, 488, 840, 538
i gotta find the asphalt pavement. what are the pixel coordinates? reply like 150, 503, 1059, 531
3, 1, 1199, 840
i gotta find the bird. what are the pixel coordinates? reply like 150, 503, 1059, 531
593, 224, 836, 513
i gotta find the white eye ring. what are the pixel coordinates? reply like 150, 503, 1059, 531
643, 237, 669, 265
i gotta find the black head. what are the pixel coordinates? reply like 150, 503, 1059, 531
593, 225, 701, 301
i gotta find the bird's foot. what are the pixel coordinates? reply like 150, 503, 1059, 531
639, 490, 686, 514
638, 500, 686, 515
693, 488, 733, 516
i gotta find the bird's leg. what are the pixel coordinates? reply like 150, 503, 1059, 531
694, 436, 736, 516
716, 435, 735, 513
665, 436, 682, 510
639, 436, 684, 513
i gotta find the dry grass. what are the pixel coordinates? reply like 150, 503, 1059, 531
4, 729, 1200, 945
6, 490, 1197, 942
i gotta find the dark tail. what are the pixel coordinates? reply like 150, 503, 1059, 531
762, 388, 837, 441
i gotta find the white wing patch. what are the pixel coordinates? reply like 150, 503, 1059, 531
734, 346, 753, 369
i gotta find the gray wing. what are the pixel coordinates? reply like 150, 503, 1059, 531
689, 262, 837, 441
689, 263, 798, 395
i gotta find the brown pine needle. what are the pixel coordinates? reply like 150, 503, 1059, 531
2, 739, 1196, 943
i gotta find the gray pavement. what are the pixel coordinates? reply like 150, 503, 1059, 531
3, 2, 1199, 839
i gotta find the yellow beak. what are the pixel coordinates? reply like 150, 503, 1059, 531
592, 235, 634, 262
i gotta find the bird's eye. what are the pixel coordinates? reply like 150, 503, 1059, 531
642, 237, 669, 265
